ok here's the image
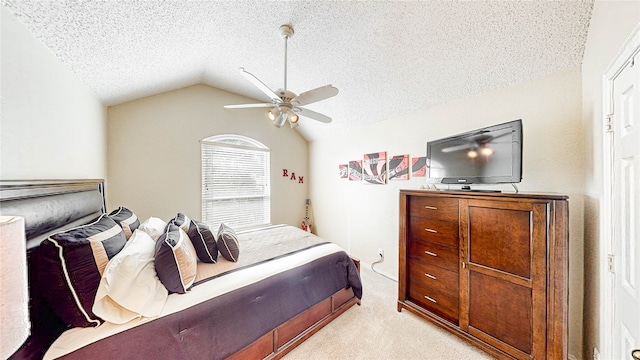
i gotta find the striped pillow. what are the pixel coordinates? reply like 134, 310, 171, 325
39, 214, 127, 327
155, 224, 198, 294
108, 206, 140, 240
217, 223, 240, 262
170, 213, 218, 263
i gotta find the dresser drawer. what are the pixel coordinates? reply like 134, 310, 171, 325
408, 240, 459, 272
409, 261, 459, 298
409, 277, 459, 323
408, 196, 459, 221
408, 217, 459, 247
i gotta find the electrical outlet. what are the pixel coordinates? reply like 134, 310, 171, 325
378, 248, 384, 257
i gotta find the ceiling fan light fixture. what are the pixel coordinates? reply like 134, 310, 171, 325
273, 112, 287, 128
267, 107, 281, 122
288, 111, 299, 124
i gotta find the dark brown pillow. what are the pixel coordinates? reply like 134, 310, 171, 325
170, 213, 218, 263
108, 206, 140, 239
217, 223, 240, 262
155, 223, 197, 294
188, 220, 218, 263
39, 214, 127, 327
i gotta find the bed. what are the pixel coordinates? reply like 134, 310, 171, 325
1, 179, 362, 360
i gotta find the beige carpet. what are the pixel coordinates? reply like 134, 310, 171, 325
283, 266, 495, 360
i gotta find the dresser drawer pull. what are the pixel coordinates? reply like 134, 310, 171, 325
425, 251, 438, 257
424, 295, 437, 303
424, 273, 437, 280
424, 228, 438, 233
424, 205, 438, 210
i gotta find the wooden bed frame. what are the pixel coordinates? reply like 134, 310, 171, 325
0, 179, 359, 360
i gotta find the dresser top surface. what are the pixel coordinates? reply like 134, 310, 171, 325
400, 189, 568, 201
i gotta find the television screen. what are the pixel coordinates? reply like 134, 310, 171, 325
426, 119, 522, 185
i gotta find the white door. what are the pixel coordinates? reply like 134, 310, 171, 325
612, 51, 640, 360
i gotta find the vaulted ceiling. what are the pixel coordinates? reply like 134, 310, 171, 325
2, 1, 593, 141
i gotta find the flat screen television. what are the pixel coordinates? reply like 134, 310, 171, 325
426, 119, 523, 187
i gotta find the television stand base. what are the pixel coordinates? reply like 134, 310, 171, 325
460, 185, 501, 193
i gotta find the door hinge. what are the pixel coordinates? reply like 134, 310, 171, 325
607, 254, 615, 273
605, 114, 614, 133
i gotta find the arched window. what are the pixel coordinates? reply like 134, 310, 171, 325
201, 134, 270, 230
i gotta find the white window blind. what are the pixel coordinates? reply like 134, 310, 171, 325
201, 135, 270, 230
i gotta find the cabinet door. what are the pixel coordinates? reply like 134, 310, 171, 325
459, 199, 548, 360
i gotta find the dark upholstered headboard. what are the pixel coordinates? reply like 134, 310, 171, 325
0, 179, 106, 360
0, 179, 106, 249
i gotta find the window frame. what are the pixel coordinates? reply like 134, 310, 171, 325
201, 134, 271, 231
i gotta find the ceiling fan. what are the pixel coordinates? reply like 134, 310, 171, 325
223, 24, 338, 128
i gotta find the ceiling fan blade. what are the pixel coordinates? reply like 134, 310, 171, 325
294, 107, 332, 123
224, 103, 273, 109
239, 68, 281, 102
291, 85, 338, 106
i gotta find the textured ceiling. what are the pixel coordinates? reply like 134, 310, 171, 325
2, 1, 593, 141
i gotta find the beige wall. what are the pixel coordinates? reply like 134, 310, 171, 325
6, 1, 638, 357
107, 84, 309, 227
581, 2, 640, 359
309, 67, 585, 358
0, 7, 107, 180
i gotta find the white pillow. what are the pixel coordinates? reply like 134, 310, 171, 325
138, 217, 168, 241
93, 229, 168, 324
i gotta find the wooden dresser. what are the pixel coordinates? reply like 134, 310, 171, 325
398, 190, 568, 360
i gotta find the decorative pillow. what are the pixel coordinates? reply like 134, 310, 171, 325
154, 224, 198, 294
139, 217, 168, 241
39, 214, 127, 327
188, 220, 218, 263
170, 213, 191, 233
93, 229, 168, 324
170, 213, 218, 263
108, 206, 140, 239
217, 223, 240, 262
